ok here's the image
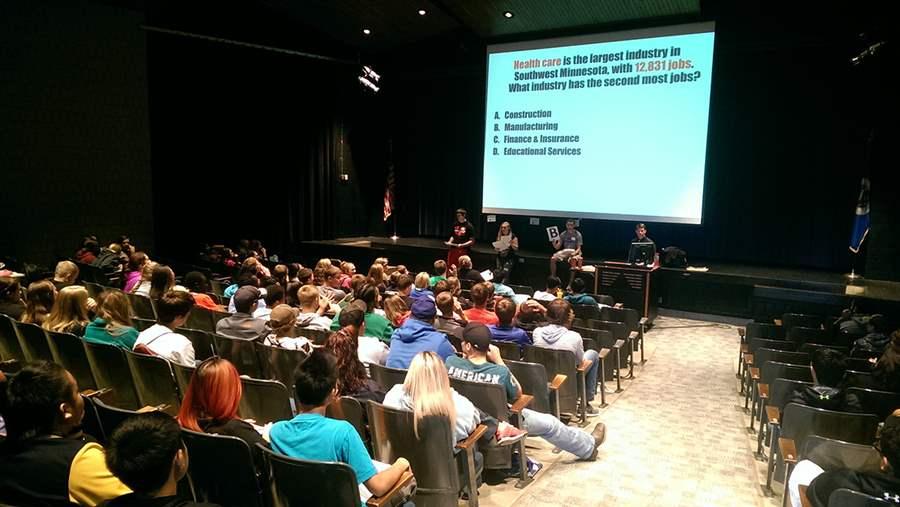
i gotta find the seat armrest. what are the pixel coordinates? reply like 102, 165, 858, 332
366, 471, 415, 507
749, 367, 760, 381
765, 406, 781, 425
613, 339, 625, 349
598, 348, 610, 360
740, 344, 749, 354
639, 317, 649, 327
778, 437, 798, 465
577, 359, 591, 372
738, 327, 745, 338
456, 424, 489, 450
549, 374, 567, 391
81, 387, 112, 399
757, 383, 769, 400
743, 353, 754, 366
628, 331, 638, 341
510, 394, 534, 414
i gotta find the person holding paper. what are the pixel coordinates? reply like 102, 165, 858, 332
493, 221, 518, 281
550, 219, 583, 277
445, 208, 475, 271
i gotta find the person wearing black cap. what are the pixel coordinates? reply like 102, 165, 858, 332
215, 286, 267, 340
386, 297, 456, 369
445, 323, 607, 461
445, 208, 476, 273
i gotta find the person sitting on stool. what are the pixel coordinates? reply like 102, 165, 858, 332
550, 219, 583, 278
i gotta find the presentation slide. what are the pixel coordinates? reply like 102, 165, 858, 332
482, 22, 715, 225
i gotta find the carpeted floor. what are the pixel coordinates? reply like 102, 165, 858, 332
476, 315, 772, 507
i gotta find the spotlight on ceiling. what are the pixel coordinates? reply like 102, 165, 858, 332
417, 9, 427, 16
503, 11, 514, 19
362, 28, 372, 35
359, 65, 381, 93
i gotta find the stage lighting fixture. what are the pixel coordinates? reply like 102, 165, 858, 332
362, 28, 372, 35
359, 64, 381, 93
852, 40, 886, 66
417, 9, 427, 16
503, 11, 514, 19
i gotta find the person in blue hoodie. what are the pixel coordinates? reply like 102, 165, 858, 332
386, 297, 456, 369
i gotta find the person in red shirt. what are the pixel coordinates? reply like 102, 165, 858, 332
445, 208, 475, 272
463, 282, 499, 326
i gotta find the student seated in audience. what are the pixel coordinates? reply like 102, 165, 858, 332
446, 276, 473, 310
532, 276, 563, 302
52, 260, 80, 291
21, 279, 56, 325
409, 272, 433, 301
490, 268, 516, 298
788, 413, 900, 507
336, 303, 389, 368
332, 284, 394, 342
177, 357, 269, 468
383, 351, 504, 496
43, 285, 93, 337
106, 412, 221, 507
262, 304, 312, 351
488, 299, 531, 349
851, 314, 891, 358
446, 324, 607, 461
286, 262, 302, 284
84, 290, 140, 350
216, 286, 267, 340
383, 295, 410, 328
788, 347, 862, 412
387, 297, 456, 369
252, 284, 283, 320
513, 299, 548, 332
135, 290, 195, 367
326, 322, 385, 402
74, 236, 101, 264
269, 348, 411, 499
394, 273, 415, 307
0, 276, 26, 320
463, 282, 499, 326
319, 266, 348, 301
338, 261, 355, 291
122, 253, 149, 294
871, 330, 900, 393
148, 265, 178, 302
181, 271, 220, 311
365, 263, 388, 294
434, 291, 467, 338
429, 260, 448, 287
532, 299, 602, 415
563, 278, 596, 306
131, 261, 157, 297
0, 361, 131, 506
295, 284, 333, 331
456, 255, 485, 284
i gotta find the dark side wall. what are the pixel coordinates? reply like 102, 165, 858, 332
0, 0, 153, 267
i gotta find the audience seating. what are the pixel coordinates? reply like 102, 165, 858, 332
492, 340, 521, 361
742, 348, 808, 404
91, 397, 146, 442
826, 488, 894, 506
13, 321, 54, 362
177, 327, 217, 361
572, 304, 600, 321
505, 359, 565, 419
132, 317, 155, 331
171, 361, 195, 398
449, 376, 532, 484
0, 313, 26, 362
186, 306, 230, 334
259, 443, 414, 507
239, 377, 294, 424
126, 293, 156, 320
45, 329, 97, 390
182, 429, 265, 507
369, 363, 408, 391
83, 340, 142, 410
255, 342, 308, 391
757, 378, 813, 457
214, 334, 264, 378
782, 313, 833, 334
847, 387, 900, 420
843, 370, 881, 390
783, 435, 885, 507
523, 345, 590, 420
124, 349, 181, 415
506, 284, 533, 296
585, 320, 634, 380
325, 396, 368, 445
750, 361, 812, 431
787, 326, 837, 347
367, 401, 485, 507
83, 281, 106, 299
295, 327, 330, 345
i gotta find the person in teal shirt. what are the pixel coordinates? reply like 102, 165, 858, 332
269, 348, 410, 503
564, 277, 597, 306
331, 285, 394, 343
83, 290, 139, 350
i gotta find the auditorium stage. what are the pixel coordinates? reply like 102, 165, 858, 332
297, 236, 900, 320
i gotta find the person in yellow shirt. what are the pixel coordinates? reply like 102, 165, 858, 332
0, 361, 131, 506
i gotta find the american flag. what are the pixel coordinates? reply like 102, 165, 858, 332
383, 160, 395, 222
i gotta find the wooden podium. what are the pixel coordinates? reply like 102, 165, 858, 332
594, 261, 659, 323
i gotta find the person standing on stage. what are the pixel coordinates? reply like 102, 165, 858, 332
550, 219, 583, 277
494, 221, 518, 281
445, 208, 475, 271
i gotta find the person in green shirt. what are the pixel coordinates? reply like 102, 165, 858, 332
330, 285, 394, 343
83, 290, 139, 350
429, 260, 448, 288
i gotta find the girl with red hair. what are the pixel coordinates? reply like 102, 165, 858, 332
177, 358, 269, 466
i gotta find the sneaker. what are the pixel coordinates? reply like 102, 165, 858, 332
584, 403, 601, 416
495, 421, 527, 445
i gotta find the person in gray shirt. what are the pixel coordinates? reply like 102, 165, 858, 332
550, 219, 583, 277
216, 286, 267, 340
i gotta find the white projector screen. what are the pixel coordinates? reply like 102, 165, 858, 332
482, 22, 715, 224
